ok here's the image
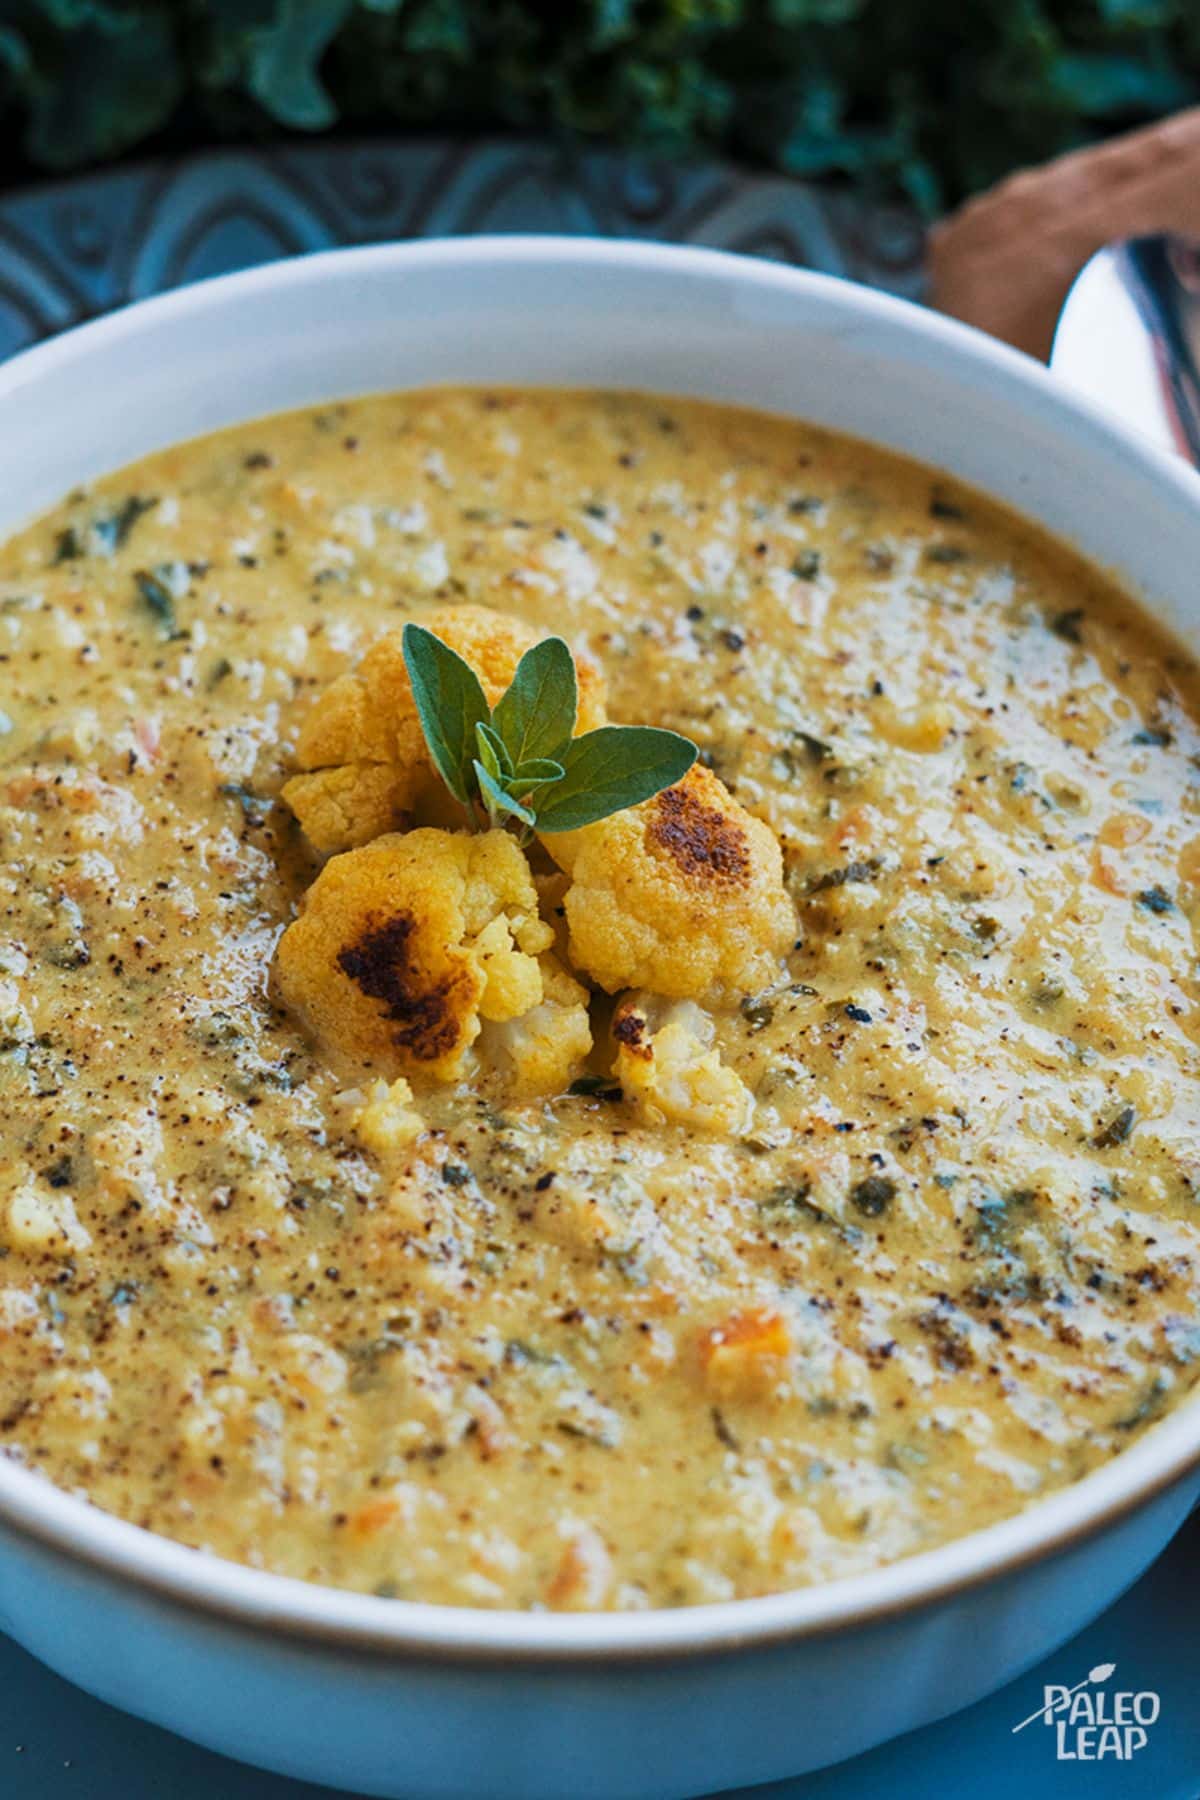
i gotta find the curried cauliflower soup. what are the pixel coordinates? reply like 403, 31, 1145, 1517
1, 388, 1199, 1611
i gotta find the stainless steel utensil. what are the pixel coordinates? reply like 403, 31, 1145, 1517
1052, 233, 1200, 468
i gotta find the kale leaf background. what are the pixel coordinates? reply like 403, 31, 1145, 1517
1, 0, 1198, 211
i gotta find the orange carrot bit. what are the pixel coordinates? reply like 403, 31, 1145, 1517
700, 1308, 792, 1398
1097, 811, 1153, 850
825, 802, 883, 856
1092, 811, 1153, 896
469, 1390, 512, 1460
545, 1526, 613, 1611
134, 716, 162, 763
702, 1307, 792, 1361
1091, 843, 1129, 896
636, 1285, 681, 1319
348, 1497, 402, 1540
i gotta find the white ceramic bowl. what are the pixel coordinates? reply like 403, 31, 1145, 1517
0, 238, 1197, 1800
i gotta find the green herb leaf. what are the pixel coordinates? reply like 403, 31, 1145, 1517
403, 620, 697, 837
507, 762, 567, 812
474, 720, 510, 786
535, 726, 696, 833
491, 636, 578, 766
567, 1074, 624, 1100
97, 495, 158, 556
511, 756, 565, 793
134, 568, 178, 638
474, 759, 536, 829
403, 622, 491, 807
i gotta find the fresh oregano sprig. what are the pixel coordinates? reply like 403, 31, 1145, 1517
402, 622, 697, 838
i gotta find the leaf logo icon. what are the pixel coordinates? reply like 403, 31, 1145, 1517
1012, 1663, 1118, 1732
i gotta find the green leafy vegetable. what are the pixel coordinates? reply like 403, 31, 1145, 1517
402, 621, 697, 840
246, 0, 353, 130
3, 4, 1199, 212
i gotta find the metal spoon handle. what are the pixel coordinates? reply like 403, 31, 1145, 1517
1050, 234, 1200, 469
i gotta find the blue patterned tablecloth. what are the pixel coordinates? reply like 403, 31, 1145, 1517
0, 140, 1194, 1800
0, 136, 924, 359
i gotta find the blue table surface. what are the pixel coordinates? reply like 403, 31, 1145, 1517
0, 143, 1194, 1800
3, 1508, 1197, 1800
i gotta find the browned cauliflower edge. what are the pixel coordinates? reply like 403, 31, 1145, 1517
274, 827, 559, 1082
546, 764, 795, 999
612, 994, 754, 1134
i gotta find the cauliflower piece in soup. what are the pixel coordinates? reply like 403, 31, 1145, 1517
279, 762, 416, 856
547, 764, 794, 999
282, 603, 607, 853
274, 828, 554, 1081
349, 1077, 426, 1155
483, 954, 593, 1098
613, 995, 753, 1135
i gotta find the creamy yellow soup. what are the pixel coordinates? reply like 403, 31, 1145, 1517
1, 389, 1199, 1611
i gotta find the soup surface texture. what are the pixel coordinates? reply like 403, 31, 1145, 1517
1, 389, 1199, 1611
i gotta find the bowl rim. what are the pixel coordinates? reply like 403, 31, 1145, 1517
0, 232, 1198, 1664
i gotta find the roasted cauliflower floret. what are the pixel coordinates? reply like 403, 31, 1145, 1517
282, 603, 607, 853
613, 996, 753, 1134
274, 828, 553, 1080
548, 764, 794, 998
483, 954, 593, 1098
281, 763, 416, 856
